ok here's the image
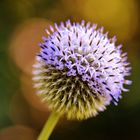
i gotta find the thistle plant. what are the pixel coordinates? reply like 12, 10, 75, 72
32, 20, 131, 140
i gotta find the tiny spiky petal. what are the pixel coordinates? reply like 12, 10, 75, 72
33, 20, 131, 120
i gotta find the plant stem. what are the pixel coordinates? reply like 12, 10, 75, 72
38, 111, 60, 140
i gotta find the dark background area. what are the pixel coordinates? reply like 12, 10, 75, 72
0, 0, 140, 139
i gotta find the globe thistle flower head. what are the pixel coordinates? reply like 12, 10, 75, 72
33, 20, 131, 120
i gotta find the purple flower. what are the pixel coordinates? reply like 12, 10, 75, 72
33, 20, 131, 120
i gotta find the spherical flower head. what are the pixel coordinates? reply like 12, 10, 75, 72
33, 20, 131, 120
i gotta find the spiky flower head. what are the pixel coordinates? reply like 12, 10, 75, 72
33, 20, 131, 120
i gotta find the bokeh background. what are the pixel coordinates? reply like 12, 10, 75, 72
0, 0, 140, 139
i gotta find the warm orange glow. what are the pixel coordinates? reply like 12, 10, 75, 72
9, 18, 53, 75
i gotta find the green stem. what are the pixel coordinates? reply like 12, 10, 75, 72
38, 111, 61, 140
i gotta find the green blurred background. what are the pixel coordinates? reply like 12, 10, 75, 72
0, 0, 140, 139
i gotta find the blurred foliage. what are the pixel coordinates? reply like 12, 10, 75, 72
0, 0, 140, 140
